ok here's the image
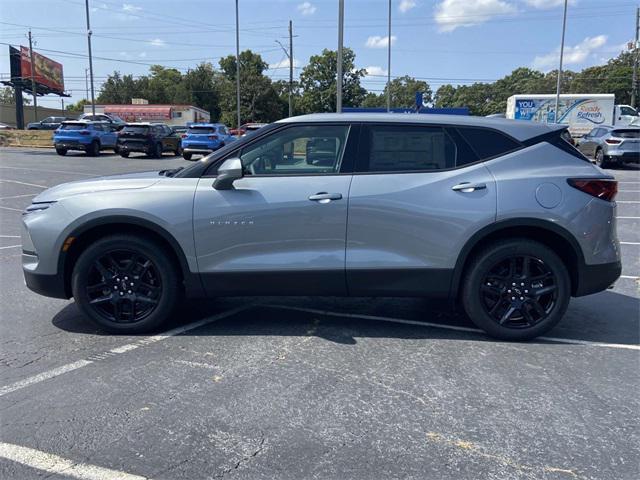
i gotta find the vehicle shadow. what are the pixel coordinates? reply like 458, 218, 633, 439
52, 290, 639, 347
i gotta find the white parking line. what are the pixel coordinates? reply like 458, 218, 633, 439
0, 305, 250, 398
619, 190, 640, 193
0, 205, 23, 212
265, 305, 640, 351
0, 179, 47, 188
0, 193, 37, 200
0, 245, 20, 250
620, 242, 640, 245
0, 165, 95, 177
0, 442, 148, 480
620, 275, 639, 280
0, 235, 20, 238
617, 201, 640, 204
617, 216, 640, 219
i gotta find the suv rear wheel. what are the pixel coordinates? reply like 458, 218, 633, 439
150, 142, 163, 159
595, 148, 609, 168
55, 147, 67, 156
71, 234, 180, 333
87, 140, 100, 157
182, 152, 192, 161
462, 239, 570, 341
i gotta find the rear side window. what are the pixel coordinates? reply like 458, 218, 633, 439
456, 127, 521, 160
612, 129, 639, 139
122, 126, 149, 134
60, 123, 87, 130
362, 126, 457, 172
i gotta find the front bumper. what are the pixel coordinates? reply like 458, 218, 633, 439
23, 267, 69, 299
574, 261, 622, 297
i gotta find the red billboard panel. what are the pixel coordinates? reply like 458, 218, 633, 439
20, 46, 64, 94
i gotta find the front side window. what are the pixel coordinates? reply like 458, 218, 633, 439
240, 125, 350, 175
619, 106, 638, 116
362, 126, 456, 172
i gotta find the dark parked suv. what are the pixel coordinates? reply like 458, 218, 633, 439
117, 123, 182, 158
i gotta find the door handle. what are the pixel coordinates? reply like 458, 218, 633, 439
451, 182, 487, 193
308, 192, 343, 203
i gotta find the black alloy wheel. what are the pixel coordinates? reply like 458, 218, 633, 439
480, 255, 557, 328
85, 249, 162, 323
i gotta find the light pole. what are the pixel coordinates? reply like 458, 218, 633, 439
235, 0, 241, 130
386, 0, 392, 112
554, 0, 568, 123
84, 0, 96, 116
336, 0, 344, 113
28, 30, 38, 122
631, 7, 639, 108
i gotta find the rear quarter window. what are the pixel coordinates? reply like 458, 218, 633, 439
612, 129, 640, 139
188, 127, 216, 134
60, 124, 88, 130
456, 127, 521, 159
123, 126, 149, 134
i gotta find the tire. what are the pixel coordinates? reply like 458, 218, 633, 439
55, 147, 67, 156
174, 145, 182, 157
595, 148, 609, 168
120, 151, 130, 158
461, 239, 570, 341
182, 152, 192, 161
71, 234, 180, 333
149, 142, 162, 159
87, 140, 100, 157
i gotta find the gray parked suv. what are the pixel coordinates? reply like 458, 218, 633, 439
576, 125, 640, 168
21, 114, 621, 340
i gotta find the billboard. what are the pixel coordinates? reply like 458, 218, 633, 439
17, 46, 64, 94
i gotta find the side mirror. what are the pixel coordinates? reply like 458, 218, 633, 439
213, 158, 243, 190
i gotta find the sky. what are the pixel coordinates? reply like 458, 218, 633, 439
0, 0, 636, 110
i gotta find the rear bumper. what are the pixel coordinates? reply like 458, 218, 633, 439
183, 147, 215, 154
23, 268, 69, 299
574, 261, 622, 297
605, 150, 640, 163
54, 141, 90, 151
118, 141, 151, 153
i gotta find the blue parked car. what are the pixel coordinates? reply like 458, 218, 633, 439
53, 121, 118, 157
181, 123, 235, 160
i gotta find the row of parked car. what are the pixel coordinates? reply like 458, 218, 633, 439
52, 118, 267, 159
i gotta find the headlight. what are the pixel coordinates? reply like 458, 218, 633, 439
23, 202, 56, 215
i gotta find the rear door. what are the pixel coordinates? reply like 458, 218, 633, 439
346, 123, 499, 297
193, 123, 357, 296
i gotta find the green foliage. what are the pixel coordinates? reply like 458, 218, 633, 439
0, 86, 31, 105
362, 75, 433, 109
298, 48, 367, 113
65, 98, 90, 113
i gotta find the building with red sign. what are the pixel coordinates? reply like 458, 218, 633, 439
83, 103, 210, 126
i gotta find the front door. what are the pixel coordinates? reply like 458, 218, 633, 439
193, 123, 356, 296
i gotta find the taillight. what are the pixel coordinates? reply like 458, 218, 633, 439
80, 130, 90, 135
208, 135, 218, 140
604, 138, 622, 145
181, 134, 187, 138
567, 179, 618, 201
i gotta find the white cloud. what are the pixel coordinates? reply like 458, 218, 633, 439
365, 35, 397, 48
365, 66, 388, 77
148, 38, 166, 47
297, 2, 316, 16
525, 0, 576, 9
532, 35, 608, 71
434, 0, 517, 32
399, 0, 417, 13
269, 57, 300, 70
122, 3, 142, 12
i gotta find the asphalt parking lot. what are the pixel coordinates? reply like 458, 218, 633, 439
0, 147, 638, 480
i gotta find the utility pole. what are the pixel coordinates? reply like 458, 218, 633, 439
84, 0, 96, 116
631, 7, 639, 109
386, 0, 392, 112
85, 68, 89, 101
554, 0, 568, 123
28, 30, 38, 122
289, 20, 293, 117
235, 0, 241, 130
336, 0, 344, 113
61, 97, 65, 115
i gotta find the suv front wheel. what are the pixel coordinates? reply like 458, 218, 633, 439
72, 234, 180, 333
462, 239, 570, 341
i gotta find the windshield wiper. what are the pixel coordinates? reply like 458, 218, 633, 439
158, 167, 184, 177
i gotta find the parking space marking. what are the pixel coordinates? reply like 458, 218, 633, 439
0, 442, 148, 480
0, 305, 250, 398
0, 235, 20, 238
0, 193, 37, 200
0, 166, 95, 177
265, 305, 640, 351
619, 190, 640, 192
620, 275, 639, 280
0, 205, 23, 212
617, 216, 640, 219
617, 201, 640, 204
620, 241, 640, 245
0, 179, 47, 188
0, 245, 20, 250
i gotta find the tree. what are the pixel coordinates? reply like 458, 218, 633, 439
65, 98, 90, 113
180, 63, 221, 121
217, 50, 285, 126
298, 48, 367, 113
97, 72, 141, 104
0, 86, 31, 105
384, 75, 432, 109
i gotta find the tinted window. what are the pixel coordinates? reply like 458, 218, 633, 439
122, 126, 149, 134
363, 126, 456, 172
619, 106, 638, 116
60, 123, 88, 130
188, 127, 216, 134
457, 127, 521, 159
240, 125, 350, 175
612, 129, 640, 139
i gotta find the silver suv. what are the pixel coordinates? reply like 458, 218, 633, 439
21, 114, 621, 340
576, 125, 640, 168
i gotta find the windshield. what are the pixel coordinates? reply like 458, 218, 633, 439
187, 127, 217, 134
122, 126, 150, 134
